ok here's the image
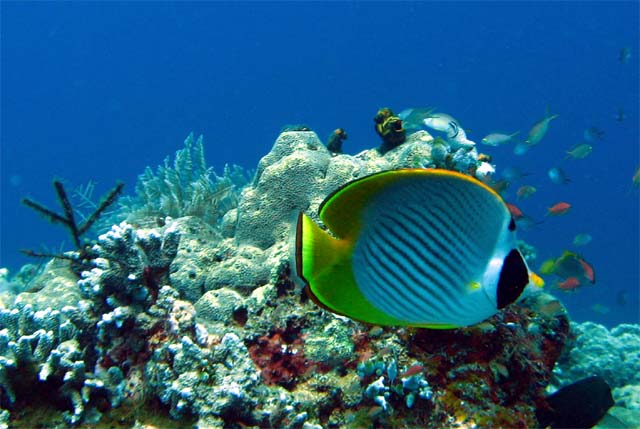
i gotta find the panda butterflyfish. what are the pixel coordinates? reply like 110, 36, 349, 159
295, 168, 540, 329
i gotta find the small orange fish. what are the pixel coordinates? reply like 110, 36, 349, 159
547, 202, 571, 216
579, 258, 596, 283
506, 202, 524, 220
556, 277, 581, 291
401, 365, 425, 378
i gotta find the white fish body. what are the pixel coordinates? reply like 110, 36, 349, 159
481, 132, 520, 146
423, 113, 475, 149
423, 113, 459, 136
448, 126, 476, 150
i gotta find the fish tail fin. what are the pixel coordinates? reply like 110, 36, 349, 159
295, 212, 350, 284
544, 105, 559, 121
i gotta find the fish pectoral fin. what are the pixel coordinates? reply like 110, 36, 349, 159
529, 272, 545, 288
467, 281, 482, 292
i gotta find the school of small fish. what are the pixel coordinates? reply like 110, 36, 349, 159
389, 50, 635, 318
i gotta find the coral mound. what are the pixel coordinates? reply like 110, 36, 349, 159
0, 129, 587, 428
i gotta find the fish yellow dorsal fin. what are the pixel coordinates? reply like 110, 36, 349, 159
319, 169, 500, 239
317, 170, 409, 239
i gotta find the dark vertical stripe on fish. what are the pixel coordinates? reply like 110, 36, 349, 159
376, 213, 465, 318
388, 209, 464, 293
402, 206, 474, 284
362, 235, 427, 320
387, 211, 469, 317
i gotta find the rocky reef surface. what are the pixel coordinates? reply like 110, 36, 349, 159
552, 322, 640, 428
0, 130, 637, 428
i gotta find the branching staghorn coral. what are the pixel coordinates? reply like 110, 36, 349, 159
22, 180, 124, 252
20, 180, 125, 277
121, 132, 251, 227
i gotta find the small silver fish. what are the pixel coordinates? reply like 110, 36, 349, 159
573, 233, 592, 247
548, 167, 570, 184
526, 111, 559, 146
566, 143, 593, 160
398, 107, 436, 130
481, 132, 520, 146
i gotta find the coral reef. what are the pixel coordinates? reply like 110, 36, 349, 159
0, 302, 124, 425
551, 322, 640, 390
3, 128, 635, 428
551, 321, 640, 428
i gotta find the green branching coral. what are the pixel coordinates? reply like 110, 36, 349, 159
121, 132, 251, 227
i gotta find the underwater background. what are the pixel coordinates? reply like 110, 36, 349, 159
1, 3, 640, 428
1, 3, 638, 328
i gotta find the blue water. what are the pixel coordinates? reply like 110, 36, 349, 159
2, 2, 638, 327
